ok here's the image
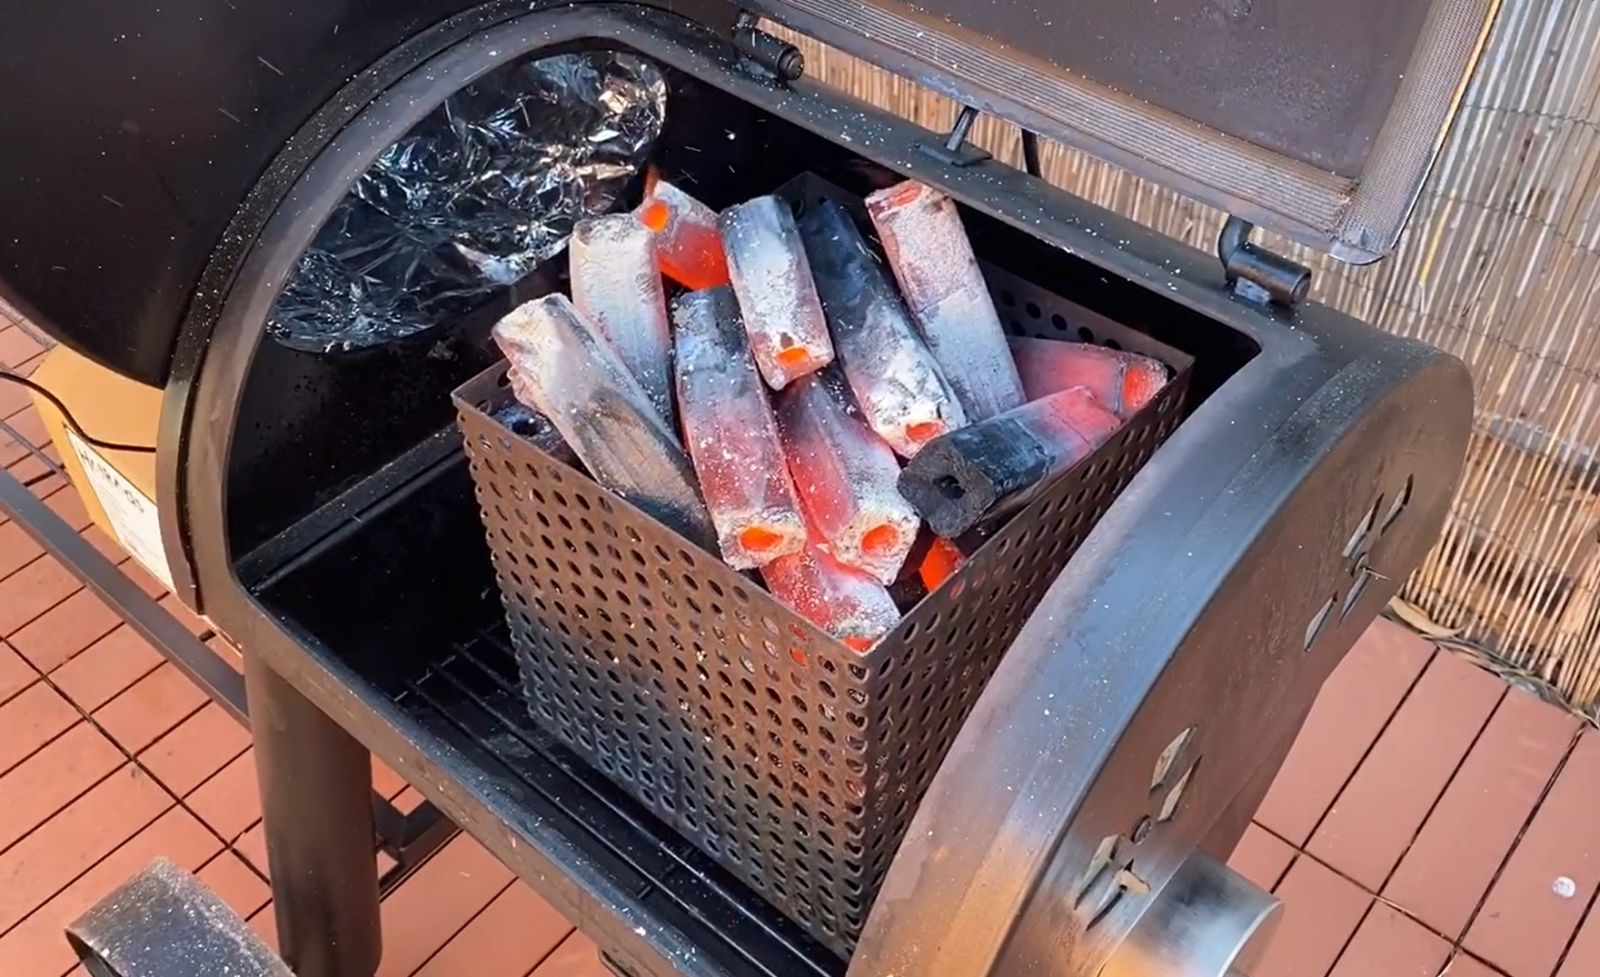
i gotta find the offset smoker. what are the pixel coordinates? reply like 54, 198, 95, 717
0, 1, 1491, 976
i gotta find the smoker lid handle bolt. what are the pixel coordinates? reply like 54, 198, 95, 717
733, 12, 805, 82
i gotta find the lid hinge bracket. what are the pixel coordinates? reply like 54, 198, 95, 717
1020, 129, 1043, 178
732, 12, 805, 82
919, 105, 993, 167
1218, 216, 1311, 307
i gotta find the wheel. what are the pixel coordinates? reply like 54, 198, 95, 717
67, 858, 291, 977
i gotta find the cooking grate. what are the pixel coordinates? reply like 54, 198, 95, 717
397, 620, 840, 973
452, 178, 1192, 956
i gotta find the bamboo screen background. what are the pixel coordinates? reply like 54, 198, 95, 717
771, 0, 1600, 715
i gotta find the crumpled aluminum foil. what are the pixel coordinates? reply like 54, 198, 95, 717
268, 51, 668, 353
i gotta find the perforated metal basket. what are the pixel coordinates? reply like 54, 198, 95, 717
453, 199, 1191, 959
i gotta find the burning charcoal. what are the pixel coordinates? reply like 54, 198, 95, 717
1009, 336, 1169, 419
797, 199, 966, 458
919, 536, 968, 592
762, 542, 901, 651
569, 212, 675, 426
866, 180, 1024, 421
899, 386, 1122, 537
887, 530, 969, 609
719, 196, 835, 389
639, 176, 729, 290
777, 371, 919, 584
673, 287, 807, 569
493, 294, 715, 550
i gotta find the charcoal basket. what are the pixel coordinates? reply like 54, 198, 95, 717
453, 228, 1191, 958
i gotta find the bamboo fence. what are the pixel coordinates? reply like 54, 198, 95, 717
774, 0, 1600, 714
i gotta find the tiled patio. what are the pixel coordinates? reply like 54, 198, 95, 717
3, 308, 1598, 976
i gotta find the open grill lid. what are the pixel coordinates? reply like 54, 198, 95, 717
754, 0, 1499, 263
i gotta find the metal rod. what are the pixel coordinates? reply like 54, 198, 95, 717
1021, 129, 1042, 178
377, 803, 459, 894
0, 468, 249, 725
0, 464, 453, 899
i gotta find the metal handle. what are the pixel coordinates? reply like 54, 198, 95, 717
1217, 216, 1311, 306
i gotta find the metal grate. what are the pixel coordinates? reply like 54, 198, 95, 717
396, 620, 841, 973
453, 196, 1190, 957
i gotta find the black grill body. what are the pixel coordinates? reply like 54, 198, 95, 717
6, 4, 1473, 976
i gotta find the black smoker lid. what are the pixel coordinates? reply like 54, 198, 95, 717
753, 0, 1498, 263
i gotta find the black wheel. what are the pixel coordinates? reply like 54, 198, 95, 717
67, 858, 291, 977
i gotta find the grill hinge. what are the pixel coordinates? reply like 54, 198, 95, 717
1217, 216, 1311, 307
732, 13, 805, 82
919, 105, 993, 167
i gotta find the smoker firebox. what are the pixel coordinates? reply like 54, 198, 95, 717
103, 5, 1475, 976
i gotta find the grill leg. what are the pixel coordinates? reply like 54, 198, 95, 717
246, 653, 382, 977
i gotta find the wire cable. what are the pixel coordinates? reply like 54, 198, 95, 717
0, 367, 158, 454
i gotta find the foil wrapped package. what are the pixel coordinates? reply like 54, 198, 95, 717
268, 51, 668, 353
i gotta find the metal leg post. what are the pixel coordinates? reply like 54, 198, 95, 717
246, 653, 383, 977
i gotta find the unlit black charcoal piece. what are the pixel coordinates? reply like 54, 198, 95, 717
492, 401, 579, 467
899, 386, 1123, 537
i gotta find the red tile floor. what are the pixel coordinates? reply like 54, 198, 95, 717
4, 306, 1599, 976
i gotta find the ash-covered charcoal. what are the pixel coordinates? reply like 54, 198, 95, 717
777, 371, 919, 585
639, 176, 729, 290
720, 196, 835, 390
673, 287, 807, 570
797, 198, 965, 458
269, 51, 667, 353
1009, 336, 1169, 419
492, 294, 716, 551
899, 386, 1123, 538
570, 213, 675, 426
866, 180, 1025, 421
492, 401, 577, 467
761, 542, 900, 651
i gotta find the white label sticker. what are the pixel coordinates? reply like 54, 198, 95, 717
65, 429, 176, 590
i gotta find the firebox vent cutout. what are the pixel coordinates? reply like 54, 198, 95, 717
1072, 721, 1202, 934
1306, 472, 1414, 648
